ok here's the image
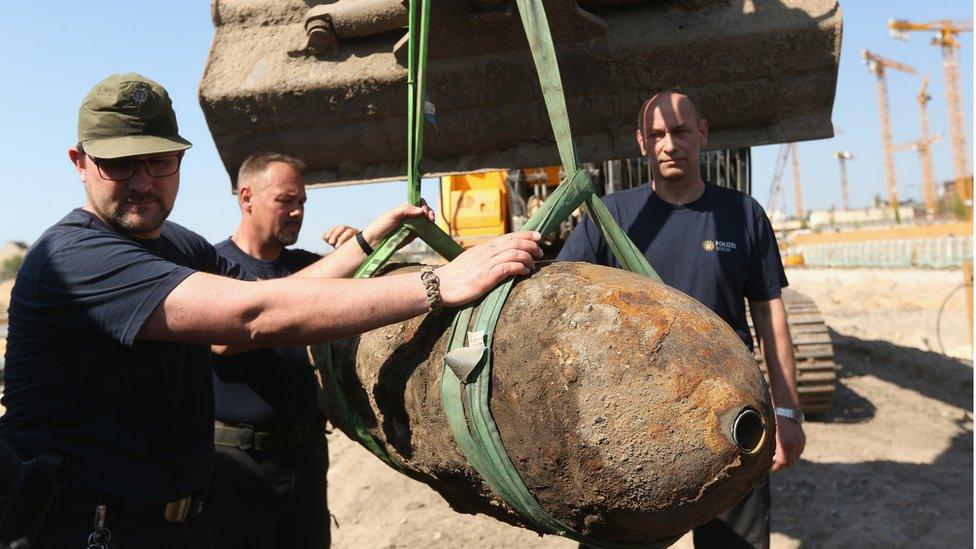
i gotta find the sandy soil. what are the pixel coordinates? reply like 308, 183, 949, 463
0, 279, 13, 324
324, 267, 974, 548
0, 268, 971, 547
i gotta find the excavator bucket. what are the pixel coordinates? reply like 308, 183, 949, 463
199, 0, 842, 189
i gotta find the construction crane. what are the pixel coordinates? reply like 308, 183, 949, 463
862, 50, 916, 212
766, 143, 791, 217
915, 75, 938, 216
893, 134, 942, 213
891, 75, 942, 217
889, 19, 973, 204
832, 151, 853, 211
789, 143, 805, 219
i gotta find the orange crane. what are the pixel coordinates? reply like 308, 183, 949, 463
889, 19, 973, 203
862, 50, 916, 212
765, 144, 805, 220
765, 143, 791, 217
915, 75, 938, 216
893, 134, 942, 213
832, 151, 853, 211
789, 143, 805, 219
891, 75, 942, 217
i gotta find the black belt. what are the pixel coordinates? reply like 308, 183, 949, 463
214, 419, 324, 452
59, 491, 202, 527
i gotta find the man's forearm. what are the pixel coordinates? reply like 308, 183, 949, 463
750, 297, 801, 408
142, 230, 542, 348
140, 271, 429, 346
294, 233, 372, 279
751, 295, 807, 470
247, 273, 429, 345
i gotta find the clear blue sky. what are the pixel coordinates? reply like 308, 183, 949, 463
0, 2, 971, 254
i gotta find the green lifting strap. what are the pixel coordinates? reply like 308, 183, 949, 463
318, 0, 677, 544
440, 175, 677, 549
439, 1, 679, 547
317, 217, 463, 472
313, 343, 407, 471
316, 0, 464, 471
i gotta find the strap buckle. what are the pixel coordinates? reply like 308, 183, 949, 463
163, 495, 192, 523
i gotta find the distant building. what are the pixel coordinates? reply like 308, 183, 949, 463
807, 206, 915, 230
771, 206, 916, 233
942, 177, 974, 213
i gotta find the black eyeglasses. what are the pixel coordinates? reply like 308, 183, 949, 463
90, 153, 183, 181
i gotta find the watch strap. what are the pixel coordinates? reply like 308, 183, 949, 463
355, 231, 374, 256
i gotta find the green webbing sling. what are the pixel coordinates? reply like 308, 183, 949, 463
319, 1, 678, 545
438, 2, 678, 547
316, 0, 463, 473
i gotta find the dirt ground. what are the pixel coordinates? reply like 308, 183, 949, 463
0, 268, 971, 547
324, 267, 974, 548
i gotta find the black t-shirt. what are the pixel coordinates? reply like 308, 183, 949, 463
557, 183, 787, 348
210, 239, 321, 428
0, 209, 248, 503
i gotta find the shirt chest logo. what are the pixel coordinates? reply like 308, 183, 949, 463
702, 239, 737, 253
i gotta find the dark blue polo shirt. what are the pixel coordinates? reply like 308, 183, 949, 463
210, 239, 321, 428
557, 183, 787, 348
0, 209, 248, 503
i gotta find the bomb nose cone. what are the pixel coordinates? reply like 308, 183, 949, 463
731, 408, 766, 454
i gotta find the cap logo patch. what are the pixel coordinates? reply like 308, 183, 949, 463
125, 84, 155, 106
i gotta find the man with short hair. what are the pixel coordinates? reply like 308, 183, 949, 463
201, 151, 358, 548
0, 73, 541, 547
558, 90, 805, 549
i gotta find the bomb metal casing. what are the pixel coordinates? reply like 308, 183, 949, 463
314, 262, 774, 543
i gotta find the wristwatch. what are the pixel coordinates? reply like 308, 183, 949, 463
774, 407, 805, 425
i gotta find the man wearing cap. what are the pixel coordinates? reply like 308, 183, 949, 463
202, 152, 358, 548
0, 73, 541, 547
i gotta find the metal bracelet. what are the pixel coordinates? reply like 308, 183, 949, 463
420, 265, 442, 314
774, 406, 805, 425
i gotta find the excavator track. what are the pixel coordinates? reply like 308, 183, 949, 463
748, 288, 837, 416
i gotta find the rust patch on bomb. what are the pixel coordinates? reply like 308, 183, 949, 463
672, 368, 707, 401
597, 288, 677, 357
600, 289, 645, 320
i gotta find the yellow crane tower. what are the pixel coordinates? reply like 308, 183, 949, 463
766, 143, 791, 217
916, 75, 938, 216
889, 19, 973, 204
891, 75, 942, 217
832, 151, 853, 211
789, 143, 805, 219
862, 50, 916, 212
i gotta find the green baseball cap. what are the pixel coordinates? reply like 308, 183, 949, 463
77, 73, 192, 159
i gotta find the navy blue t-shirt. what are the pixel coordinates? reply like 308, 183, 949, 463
210, 239, 321, 428
0, 209, 248, 502
557, 183, 787, 348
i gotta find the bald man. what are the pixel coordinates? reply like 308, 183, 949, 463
202, 152, 353, 548
559, 90, 805, 549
